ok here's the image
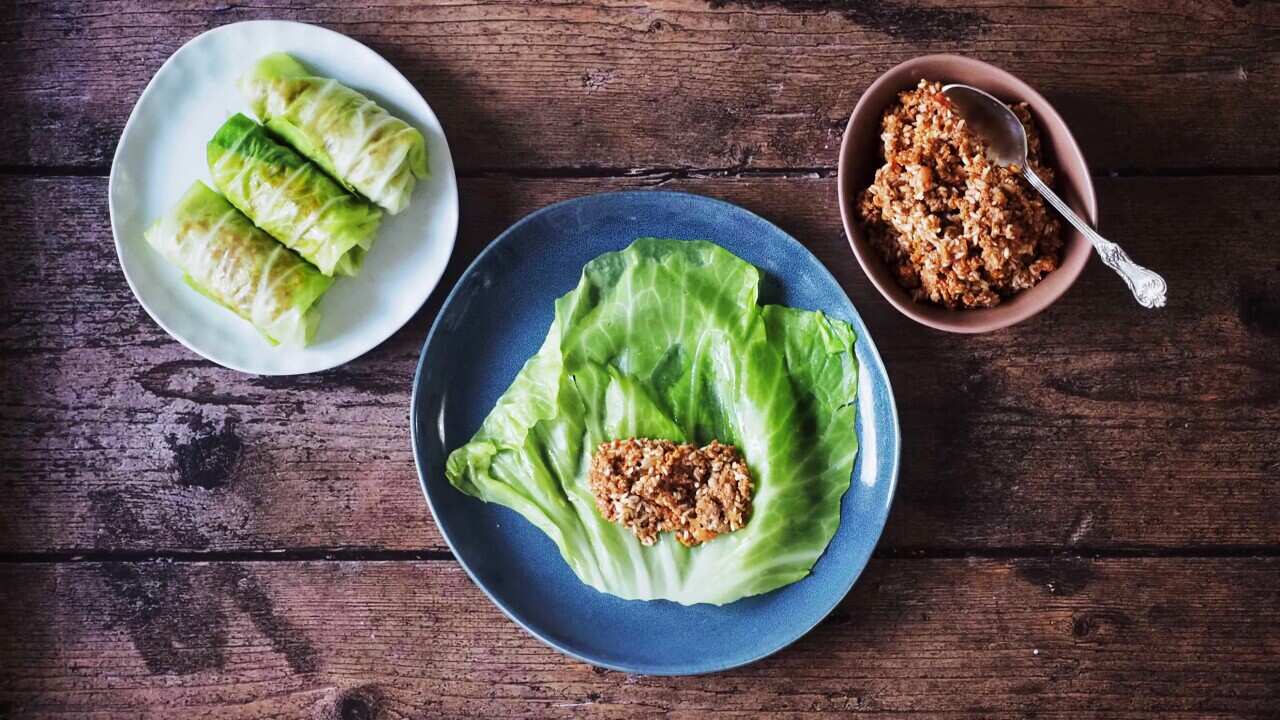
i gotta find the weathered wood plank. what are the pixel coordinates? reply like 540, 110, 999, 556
2, 0, 1278, 170
0, 558, 1276, 718
0, 174, 1276, 554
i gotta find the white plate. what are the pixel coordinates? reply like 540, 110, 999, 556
109, 20, 459, 375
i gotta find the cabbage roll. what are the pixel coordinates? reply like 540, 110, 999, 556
144, 181, 334, 346
208, 113, 381, 277
239, 52, 428, 215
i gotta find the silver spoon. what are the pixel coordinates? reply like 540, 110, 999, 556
941, 84, 1167, 309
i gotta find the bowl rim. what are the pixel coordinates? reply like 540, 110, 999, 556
837, 53, 1098, 334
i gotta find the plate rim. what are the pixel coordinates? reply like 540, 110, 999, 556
107, 19, 459, 375
410, 189, 901, 675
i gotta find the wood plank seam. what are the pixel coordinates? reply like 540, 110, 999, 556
2, 165, 1279, 179
4, 545, 1280, 566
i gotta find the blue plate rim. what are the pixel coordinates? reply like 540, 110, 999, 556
410, 189, 901, 675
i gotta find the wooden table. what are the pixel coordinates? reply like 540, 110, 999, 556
2, 2, 1278, 717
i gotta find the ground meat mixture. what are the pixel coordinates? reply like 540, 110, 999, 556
587, 438, 753, 547
857, 79, 1063, 309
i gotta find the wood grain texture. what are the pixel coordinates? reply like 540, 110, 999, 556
1, 0, 1278, 171
0, 558, 1276, 718
1, 173, 1276, 555
4, 2, 1279, 716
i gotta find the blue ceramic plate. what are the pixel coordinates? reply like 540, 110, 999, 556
411, 191, 899, 675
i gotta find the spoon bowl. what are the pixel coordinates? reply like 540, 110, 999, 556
940, 84, 1027, 167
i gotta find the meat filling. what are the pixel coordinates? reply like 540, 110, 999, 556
588, 438, 753, 547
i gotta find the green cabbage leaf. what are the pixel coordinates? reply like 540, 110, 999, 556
208, 113, 381, 277
144, 181, 333, 346
446, 239, 859, 605
239, 53, 428, 215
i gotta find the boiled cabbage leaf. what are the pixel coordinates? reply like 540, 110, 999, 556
445, 239, 859, 605
144, 181, 333, 346
208, 113, 381, 277
239, 52, 428, 215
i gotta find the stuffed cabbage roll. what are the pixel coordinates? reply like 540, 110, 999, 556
239, 52, 428, 215
208, 113, 381, 277
144, 181, 334, 346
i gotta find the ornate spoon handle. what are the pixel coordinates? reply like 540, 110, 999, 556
1023, 166, 1167, 308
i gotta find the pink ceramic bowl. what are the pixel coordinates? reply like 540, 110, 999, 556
837, 55, 1097, 333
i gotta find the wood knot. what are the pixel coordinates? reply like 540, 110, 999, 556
323, 685, 383, 720
1238, 275, 1280, 337
339, 695, 372, 720
1070, 613, 1093, 637
1014, 558, 1096, 597
167, 415, 243, 490
1070, 609, 1133, 639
